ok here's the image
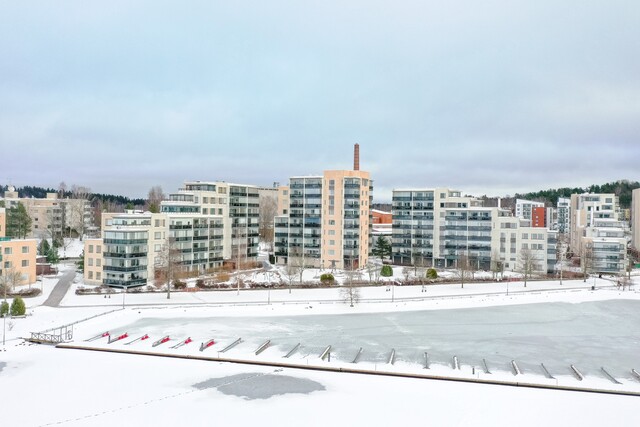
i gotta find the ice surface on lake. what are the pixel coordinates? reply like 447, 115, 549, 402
121, 300, 640, 379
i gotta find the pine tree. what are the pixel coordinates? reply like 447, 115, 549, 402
7, 202, 32, 238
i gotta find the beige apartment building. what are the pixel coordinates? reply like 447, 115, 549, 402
274, 145, 372, 270
83, 237, 104, 286
0, 207, 38, 286
3, 187, 94, 240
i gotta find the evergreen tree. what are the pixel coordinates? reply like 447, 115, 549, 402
0, 301, 8, 317
7, 202, 32, 238
77, 250, 85, 272
38, 239, 51, 256
46, 247, 59, 264
372, 236, 392, 261
10, 296, 26, 316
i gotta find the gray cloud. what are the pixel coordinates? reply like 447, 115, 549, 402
0, 1, 638, 200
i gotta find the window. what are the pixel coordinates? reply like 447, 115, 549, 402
328, 230, 336, 235
283, 190, 288, 196
155, 219, 161, 227
522, 243, 528, 249
88, 271, 93, 280
328, 249, 335, 255
329, 240, 335, 245
88, 258, 94, 266
96, 272, 101, 280
329, 220, 336, 225
22, 260, 28, 267
522, 233, 528, 239
22, 246, 29, 253
96, 259, 101, 267
89, 245, 94, 253
203, 197, 209, 204
155, 232, 162, 239
4, 247, 11, 255
155, 244, 161, 251
96, 245, 101, 253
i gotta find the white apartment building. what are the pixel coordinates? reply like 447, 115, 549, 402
391, 189, 557, 273
556, 197, 571, 234
515, 199, 545, 221
570, 193, 620, 254
583, 219, 627, 274
165, 181, 260, 263
86, 209, 224, 288
632, 188, 640, 251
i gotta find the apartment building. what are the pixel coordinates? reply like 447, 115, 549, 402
0, 207, 37, 286
556, 197, 571, 235
515, 199, 545, 221
85, 208, 225, 288
583, 219, 627, 274
165, 181, 260, 263
391, 189, 557, 273
274, 145, 373, 270
2, 187, 94, 240
569, 193, 620, 255
632, 188, 640, 251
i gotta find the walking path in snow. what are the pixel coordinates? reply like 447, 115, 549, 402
42, 270, 76, 307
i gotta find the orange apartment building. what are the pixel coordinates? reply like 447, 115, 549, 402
274, 145, 372, 270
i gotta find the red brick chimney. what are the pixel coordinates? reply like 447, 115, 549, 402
354, 143, 360, 171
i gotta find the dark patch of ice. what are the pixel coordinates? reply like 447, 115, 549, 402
193, 373, 324, 400
0, 362, 5, 373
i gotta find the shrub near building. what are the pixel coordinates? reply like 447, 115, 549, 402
10, 296, 26, 316
380, 265, 393, 277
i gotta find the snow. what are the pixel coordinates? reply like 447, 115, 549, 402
2, 272, 640, 426
57, 238, 84, 258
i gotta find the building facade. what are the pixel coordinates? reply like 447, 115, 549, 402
632, 188, 640, 251
515, 199, 545, 221
2, 187, 94, 240
0, 208, 37, 286
391, 189, 557, 273
274, 146, 373, 270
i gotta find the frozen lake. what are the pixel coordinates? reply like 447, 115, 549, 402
120, 299, 640, 380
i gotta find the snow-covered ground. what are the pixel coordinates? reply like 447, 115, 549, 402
2, 270, 640, 426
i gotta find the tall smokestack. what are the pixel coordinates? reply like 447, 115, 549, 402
354, 143, 360, 171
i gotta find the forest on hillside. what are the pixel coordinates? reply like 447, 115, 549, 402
514, 180, 640, 208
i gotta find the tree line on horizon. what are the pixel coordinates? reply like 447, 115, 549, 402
513, 179, 640, 209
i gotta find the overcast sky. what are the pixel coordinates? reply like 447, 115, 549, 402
1, 1, 638, 201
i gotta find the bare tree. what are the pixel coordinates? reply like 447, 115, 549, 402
288, 246, 307, 285
259, 195, 278, 251
58, 181, 67, 198
556, 233, 569, 285
341, 264, 361, 307
580, 243, 594, 283
1, 267, 24, 295
365, 260, 381, 284
155, 237, 183, 299
146, 186, 165, 214
518, 247, 540, 287
67, 185, 92, 240
281, 262, 300, 294
490, 250, 504, 281
412, 255, 428, 282
454, 254, 473, 289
